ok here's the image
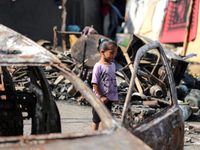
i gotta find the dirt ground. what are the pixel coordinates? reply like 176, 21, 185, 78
56, 100, 93, 133
184, 116, 200, 150
187, 63, 200, 75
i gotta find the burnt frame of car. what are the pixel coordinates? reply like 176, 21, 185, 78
0, 24, 184, 150
121, 41, 184, 149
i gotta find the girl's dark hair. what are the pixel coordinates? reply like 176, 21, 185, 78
97, 38, 118, 52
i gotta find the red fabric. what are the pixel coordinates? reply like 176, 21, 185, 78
160, 0, 199, 43
101, 0, 110, 17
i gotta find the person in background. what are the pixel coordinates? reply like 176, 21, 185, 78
101, 0, 113, 36
108, 0, 126, 39
91, 38, 119, 131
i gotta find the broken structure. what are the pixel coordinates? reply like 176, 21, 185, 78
0, 24, 185, 150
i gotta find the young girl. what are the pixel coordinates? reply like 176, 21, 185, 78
91, 38, 119, 131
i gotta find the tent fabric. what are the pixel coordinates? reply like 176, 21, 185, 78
185, 1, 200, 63
138, 0, 161, 39
124, 0, 147, 34
123, 0, 169, 41
160, 0, 199, 43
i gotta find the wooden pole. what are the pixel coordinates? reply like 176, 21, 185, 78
61, 0, 67, 52
124, 53, 143, 94
182, 0, 194, 56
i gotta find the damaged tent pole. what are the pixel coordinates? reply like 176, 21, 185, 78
61, 0, 67, 52
124, 52, 143, 94
182, 0, 194, 56
53, 26, 58, 51
80, 41, 87, 79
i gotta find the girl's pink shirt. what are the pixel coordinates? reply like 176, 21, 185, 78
91, 62, 118, 101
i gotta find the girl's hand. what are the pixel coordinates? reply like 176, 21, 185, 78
100, 96, 108, 104
113, 101, 119, 104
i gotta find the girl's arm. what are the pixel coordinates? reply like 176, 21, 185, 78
92, 83, 108, 103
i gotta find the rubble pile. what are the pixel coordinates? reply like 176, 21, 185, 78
39, 29, 200, 126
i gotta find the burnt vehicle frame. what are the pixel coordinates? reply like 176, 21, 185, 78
121, 41, 184, 149
0, 25, 61, 136
0, 24, 183, 150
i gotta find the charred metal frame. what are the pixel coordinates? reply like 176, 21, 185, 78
53, 26, 82, 51
121, 41, 184, 149
0, 66, 61, 136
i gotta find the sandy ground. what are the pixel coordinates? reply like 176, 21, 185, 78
187, 63, 200, 75
24, 100, 93, 135
184, 117, 200, 150
56, 100, 93, 133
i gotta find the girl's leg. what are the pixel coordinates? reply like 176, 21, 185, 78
92, 122, 99, 131
92, 108, 101, 131
101, 122, 104, 130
